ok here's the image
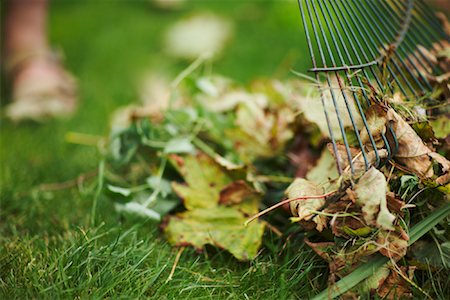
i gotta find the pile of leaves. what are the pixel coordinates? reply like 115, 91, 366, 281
105, 74, 304, 260
102, 39, 450, 298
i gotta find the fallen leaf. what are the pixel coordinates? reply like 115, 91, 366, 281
169, 154, 232, 210
429, 151, 450, 173
387, 108, 434, 177
196, 76, 266, 113
358, 265, 390, 294
166, 153, 265, 261
304, 239, 335, 262
164, 206, 265, 261
377, 229, 409, 261
328, 143, 388, 178
412, 121, 437, 142
306, 148, 339, 190
376, 266, 413, 299
286, 178, 326, 231
219, 180, 254, 206
359, 104, 387, 144
437, 12, 450, 36
354, 168, 396, 230
226, 100, 295, 161
430, 117, 450, 139
436, 173, 450, 186
386, 192, 405, 214
291, 79, 363, 139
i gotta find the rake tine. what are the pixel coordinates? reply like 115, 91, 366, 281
328, 0, 387, 168
341, 0, 405, 161
317, 0, 371, 171
299, 0, 344, 174
389, 0, 444, 75
356, 0, 418, 96
344, 0, 408, 97
297, 0, 446, 177
336, 0, 386, 92
307, 0, 356, 174
368, 0, 431, 91
416, 0, 449, 42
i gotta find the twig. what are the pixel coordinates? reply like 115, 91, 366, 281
171, 53, 210, 88
388, 161, 425, 180
166, 246, 185, 283
244, 191, 337, 226
65, 132, 103, 146
38, 170, 98, 192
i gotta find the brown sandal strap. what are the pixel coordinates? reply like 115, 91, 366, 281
4, 49, 61, 78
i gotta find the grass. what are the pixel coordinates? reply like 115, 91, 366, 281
0, 1, 329, 298
1, 1, 448, 299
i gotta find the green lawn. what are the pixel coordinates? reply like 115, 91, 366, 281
1, 1, 448, 299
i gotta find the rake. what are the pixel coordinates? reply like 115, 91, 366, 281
298, 0, 449, 176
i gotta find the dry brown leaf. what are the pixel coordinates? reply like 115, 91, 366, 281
376, 266, 414, 299
387, 108, 434, 177
437, 12, 450, 36
354, 168, 396, 230
291, 79, 363, 139
377, 229, 409, 261
328, 143, 388, 178
386, 192, 405, 215
219, 180, 254, 206
437, 172, 450, 186
359, 105, 387, 144
286, 178, 326, 231
304, 239, 335, 262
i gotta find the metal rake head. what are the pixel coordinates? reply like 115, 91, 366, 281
298, 0, 449, 176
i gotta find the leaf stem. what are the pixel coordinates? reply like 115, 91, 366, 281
244, 191, 337, 226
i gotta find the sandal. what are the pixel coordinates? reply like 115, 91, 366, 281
4, 49, 77, 122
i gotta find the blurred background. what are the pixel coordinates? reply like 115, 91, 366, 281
1, 0, 309, 245
1, 0, 308, 193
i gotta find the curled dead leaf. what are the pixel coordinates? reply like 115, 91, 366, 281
387, 108, 434, 177
286, 178, 326, 231
354, 168, 396, 230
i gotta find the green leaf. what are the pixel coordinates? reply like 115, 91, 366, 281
166, 153, 265, 261
146, 176, 172, 197
163, 137, 196, 154
312, 202, 450, 300
169, 154, 232, 210
115, 202, 161, 221
412, 121, 436, 141
164, 206, 265, 261
107, 184, 132, 197
430, 118, 450, 139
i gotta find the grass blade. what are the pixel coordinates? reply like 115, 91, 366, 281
312, 202, 450, 300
